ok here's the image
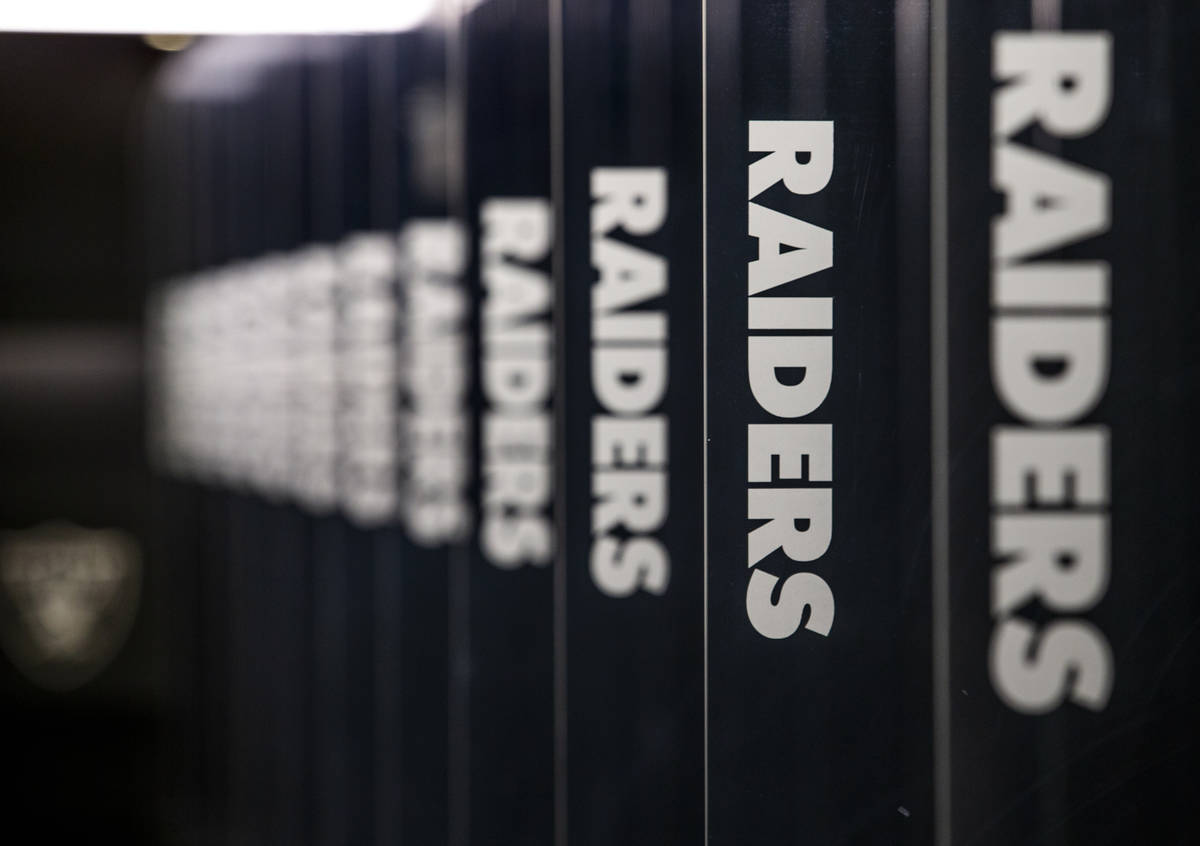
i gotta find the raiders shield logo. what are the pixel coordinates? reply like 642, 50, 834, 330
0, 522, 141, 690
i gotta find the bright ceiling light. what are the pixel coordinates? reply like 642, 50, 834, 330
0, 0, 442, 35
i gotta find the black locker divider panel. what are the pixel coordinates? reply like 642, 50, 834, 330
704, 2, 934, 842
557, 1, 705, 842
461, 1, 556, 843
939, 1, 1200, 842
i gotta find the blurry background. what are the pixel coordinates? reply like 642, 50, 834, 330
0, 24, 450, 842
0, 33, 165, 842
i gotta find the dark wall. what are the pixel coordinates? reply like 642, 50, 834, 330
0, 33, 168, 844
